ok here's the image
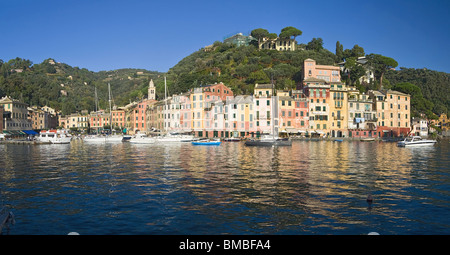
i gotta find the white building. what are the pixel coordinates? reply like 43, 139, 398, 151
411, 118, 428, 137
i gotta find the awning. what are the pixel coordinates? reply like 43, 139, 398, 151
3, 130, 25, 135
23, 130, 39, 135
285, 128, 298, 133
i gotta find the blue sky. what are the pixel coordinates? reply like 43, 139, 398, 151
1, 0, 449, 73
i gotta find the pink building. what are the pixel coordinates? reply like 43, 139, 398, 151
292, 90, 309, 133
301, 58, 341, 87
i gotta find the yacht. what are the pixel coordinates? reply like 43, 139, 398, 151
128, 132, 156, 144
37, 129, 72, 144
155, 132, 197, 142
245, 135, 292, 147
83, 135, 124, 143
397, 136, 437, 147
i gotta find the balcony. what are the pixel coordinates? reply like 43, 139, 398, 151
333, 115, 344, 120
352, 117, 378, 123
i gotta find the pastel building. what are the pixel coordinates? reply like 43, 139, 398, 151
0, 106, 3, 133
111, 108, 126, 130
89, 111, 110, 132
277, 90, 296, 135
411, 118, 428, 137
259, 37, 297, 51
301, 58, 341, 85
0, 96, 33, 131
292, 90, 309, 134
302, 78, 330, 137
347, 89, 378, 138
235, 95, 255, 138
190, 83, 234, 137
329, 83, 349, 137
369, 90, 411, 137
254, 84, 275, 136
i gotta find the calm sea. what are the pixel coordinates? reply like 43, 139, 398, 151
1, 139, 449, 235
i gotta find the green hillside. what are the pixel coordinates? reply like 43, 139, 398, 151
166, 41, 337, 95
165, 40, 449, 117
1, 34, 449, 118
0, 58, 163, 115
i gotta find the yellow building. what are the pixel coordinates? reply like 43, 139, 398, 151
437, 113, 449, 131
369, 89, 411, 137
302, 78, 330, 137
0, 96, 32, 131
259, 37, 297, 51
329, 82, 349, 137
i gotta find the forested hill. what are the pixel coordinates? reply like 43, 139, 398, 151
1, 42, 449, 118
165, 41, 449, 118
385, 67, 450, 118
166, 41, 337, 95
0, 58, 163, 115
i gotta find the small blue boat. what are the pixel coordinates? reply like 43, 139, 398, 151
192, 139, 221, 146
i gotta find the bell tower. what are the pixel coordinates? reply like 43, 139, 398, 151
148, 79, 156, 100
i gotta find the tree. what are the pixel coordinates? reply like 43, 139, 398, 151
366, 53, 398, 90
251, 28, 269, 49
351, 45, 365, 58
335, 41, 344, 62
279, 26, 302, 41
344, 57, 366, 86
343, 44, 365, 60
267, 33, 278, 40
393, 82, 435, 118
306, 38, 323, 52
247, 70, 270, 84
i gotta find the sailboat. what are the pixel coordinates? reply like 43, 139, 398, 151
83, 83, 125, 143
154, 76, 196, 143
245, 80, 292, 147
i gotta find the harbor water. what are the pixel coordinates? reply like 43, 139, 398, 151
1, 140, 449, 235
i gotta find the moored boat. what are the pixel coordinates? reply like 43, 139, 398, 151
128, 132, 156, 144
83, 135, 124, 143
222, 137, 241, 142
192, 138, 221, 146
244, 135, 292, 146
397, 136, 437, 147
155, 132, 197, 142
37, 129, 72, 144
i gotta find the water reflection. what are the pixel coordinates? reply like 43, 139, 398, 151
0, 140, 448, 234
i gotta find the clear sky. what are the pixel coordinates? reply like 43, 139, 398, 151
1, 0, 449, 73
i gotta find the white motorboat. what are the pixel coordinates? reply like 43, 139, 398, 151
192, 138, 221, 146
37, 129, 72, 144
397, 136, 437, 147
154, 132, 197, 142
128, 132, 156, 144
83, 135, 124, 143
245, 135, 292, 147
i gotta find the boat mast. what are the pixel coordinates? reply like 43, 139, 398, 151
94, 86, 98, 112
108, 83, 112, 132
271, 75, 275, 139
164, 76, 167, 133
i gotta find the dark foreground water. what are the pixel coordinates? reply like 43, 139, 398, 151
1, 140, 449, 235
